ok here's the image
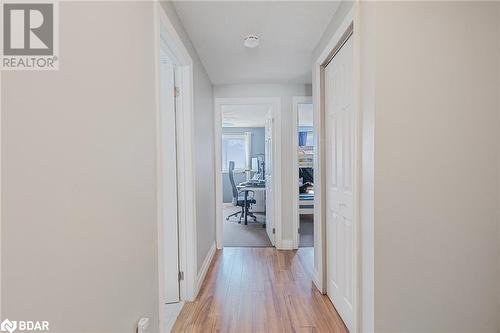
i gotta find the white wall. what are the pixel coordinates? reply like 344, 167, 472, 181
214, 84, 311, 243
2, 2, 159, 332
160, 2, 216, 273
2, 2, 216, 332
367, 2, 499, 332
357, 2, 376, 332
315, 1, 500, 331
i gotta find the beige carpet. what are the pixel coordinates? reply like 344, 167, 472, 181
223, 205, 271, 247
222, 205, 314, 247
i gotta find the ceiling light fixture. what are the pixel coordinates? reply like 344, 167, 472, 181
243, 35, 260, 48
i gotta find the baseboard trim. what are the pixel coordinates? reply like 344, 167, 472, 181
312, 268, 324, 293
164, 301, 184, 333
195, 242, 216, 295
279, 239, 294, 250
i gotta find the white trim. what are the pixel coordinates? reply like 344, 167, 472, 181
312, 268, 322, 292
280, 239, 294, 250
299, 208, 314, 215
195, 242, 216, 294
164, 302, 184, 333
214, 97, 282, 249
155, 3, 197, 332
292, 96, 313, 250
221, 170, 246, 174
0, 50, 2, 321
313, 4, 366, 333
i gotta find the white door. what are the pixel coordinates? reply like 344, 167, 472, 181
325, 35, 355, 331
160, 47, 180, 303
264, 112, 274, 244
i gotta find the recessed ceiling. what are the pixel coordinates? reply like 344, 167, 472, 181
222, 104, 271, 127
172, 1, 340, 85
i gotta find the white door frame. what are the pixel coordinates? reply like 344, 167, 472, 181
313, 5, 364, 332
292, 96, 313, 249
155, 3, 198, 332
214, 97, 283, 249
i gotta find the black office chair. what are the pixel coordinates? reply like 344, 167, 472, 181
226, 161, 257, 224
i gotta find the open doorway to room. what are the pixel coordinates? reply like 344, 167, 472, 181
215, 98, 281, 248
155, 4, 198, 332
293, 97, 314, 248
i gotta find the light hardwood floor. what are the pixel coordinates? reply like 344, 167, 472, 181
172, 247, 348, 333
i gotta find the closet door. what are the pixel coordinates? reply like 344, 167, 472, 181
325, 34, 354, 331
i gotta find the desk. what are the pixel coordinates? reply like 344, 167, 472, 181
237, 184, 265, 225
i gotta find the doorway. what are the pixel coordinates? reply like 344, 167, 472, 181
292, 96, 314, 249
315, 14, 359, 333
159, 42, 180, 304
155, 3, 198, 332
214, 98, 282, 249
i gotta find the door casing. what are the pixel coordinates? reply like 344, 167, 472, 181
291, 96, 313, 249
264, 111, 275, 244
155, 3, 198, 332
159, 48, 180, 304
312, 4, 372, 333
214, 97, 283, 249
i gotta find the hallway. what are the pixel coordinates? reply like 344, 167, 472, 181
172, 248, 348, 333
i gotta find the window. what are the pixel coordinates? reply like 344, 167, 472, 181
222, 134, 248, 172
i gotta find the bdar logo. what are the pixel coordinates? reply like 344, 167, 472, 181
0, 319, 17, 333
0, 319, 49, 332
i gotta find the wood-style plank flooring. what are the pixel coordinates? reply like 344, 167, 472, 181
171, 247, 348, 333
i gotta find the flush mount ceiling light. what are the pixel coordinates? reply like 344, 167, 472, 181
243, 35, 260, 48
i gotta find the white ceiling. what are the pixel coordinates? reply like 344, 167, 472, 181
222, 103, 312, 127
222, 104, 271, 127
172, 1, 340, 85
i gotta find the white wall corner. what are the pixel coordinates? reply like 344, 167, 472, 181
195, 242, 216, 297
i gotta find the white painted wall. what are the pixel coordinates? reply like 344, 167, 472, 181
366, 2, 500, 332
160, 2, 216, 273
315, 1, 500, 331
2, 2, 216, 332
214, 84, 311, 243
357, 3, 375, 332
2, 2, 159, 332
